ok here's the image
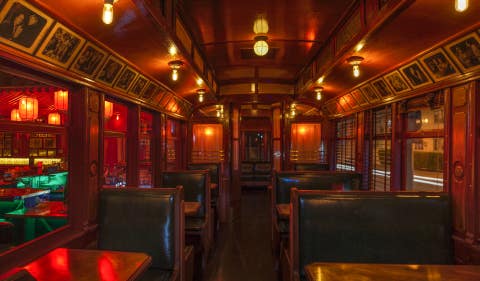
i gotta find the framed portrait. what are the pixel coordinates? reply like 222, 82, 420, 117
141, 81, 159, 100
445, 32, 480, 72
0, 0, 54, 54
338, 96, 351, 111
129, 75, 148, 96
399, 61, 432, 89
114, 66, 138, 92
384, 70, 410, 94
70, 42, 107, 78
342, 93, 358, 109
96, 56, 124, 86
420, 48, 459, 81
35, 22, 85, 68
371, 77, 394, 99
350, 89, 368, 106
360, 83, 380, 103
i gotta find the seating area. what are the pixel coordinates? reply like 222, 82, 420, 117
241, 162, 272, 187
282, 189, 452, 281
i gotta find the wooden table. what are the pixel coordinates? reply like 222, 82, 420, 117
305, 262, 480, 281
276, 203, 290, 219
184, 201, 201, 216
23, 248, 151, 281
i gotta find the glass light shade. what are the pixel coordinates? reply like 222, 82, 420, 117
54, 90, 68, 111
102, 3, 113, 24
10, 109, 21, 121
172, 69, 178, 81
254, 40, 269, 56
253, 17, 269, 34
316, 92, 322, 101
455, 0, 468, 12
198, 93, 204, 102
18, 97, 38, 120
48, 112, 61, 125
104, 101, 113, 119
353, 64, 360, 77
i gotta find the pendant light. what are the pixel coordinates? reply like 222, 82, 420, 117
18, 97, 38, 120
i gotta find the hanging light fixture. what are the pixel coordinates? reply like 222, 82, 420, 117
347, 56, 364, 78
104, 100, 113, 119
48, 112, 61, 125
196, 88, 206, 103
254, 36, 269, 56
18, 97, 38, 121
314, 86, 323, 101
455, 0, 468, 12
253, 15, 269, 34
54, 90, 68, 111
10, 109, 21, 121
168, 60, 183, 81
102, 0, 117, 25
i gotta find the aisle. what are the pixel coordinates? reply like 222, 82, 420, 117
204, 189, 276, 281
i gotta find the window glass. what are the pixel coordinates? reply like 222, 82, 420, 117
103, 100, 127, 187
139, 111, 152, 187
192, 123, 223, 162
335, 116, 355, 171
290, 123, 325, 163
371, 107, 391, 191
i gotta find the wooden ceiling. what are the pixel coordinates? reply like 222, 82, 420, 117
4, 0, 480, 117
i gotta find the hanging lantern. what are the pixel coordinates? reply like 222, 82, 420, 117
48, 112, 61, 125
104, 100, 113, 119
54, 90, 68, 111
18, 97, 38, 121
10, 109, 21, 121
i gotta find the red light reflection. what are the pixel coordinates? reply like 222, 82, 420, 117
98, 254, 119, 281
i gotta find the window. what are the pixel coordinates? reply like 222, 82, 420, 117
403, 93, 444, 191
191, 123, 223, 162
290, 123, 325, 163
103, 100, 127, 187
139, 111, 152, 188
371, 107, 392, 191
336, 116, 356, 171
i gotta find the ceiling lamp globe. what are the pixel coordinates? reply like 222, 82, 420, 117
254, 40, 269, 56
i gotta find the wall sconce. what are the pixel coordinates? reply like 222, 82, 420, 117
10, 109, 21, 121
102, 0, 118, 25
18, 97, 38, 120
48, 112, 61, 125
289, 103, 296, 118
197, 88, 206, 103
455, 0, 468, 12
314, 86, 323, 101
54, 90, 68, 111
168, 60, 183, 81
347, 56, 364, 78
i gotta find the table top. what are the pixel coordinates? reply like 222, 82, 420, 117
5, 201, 67, 219
23, 248, 151, 281
276, 203, 290, 219
185, 201, 201, 216
0, 188, 49, 201
305, 262, 480, 281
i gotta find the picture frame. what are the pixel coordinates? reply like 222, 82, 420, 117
371, 77, 394, 99
29, 137, 41, 148
129, 75, 148, 96
43, 137, 55, 148
350, 89, 368, 106
420, 48, 459, 81
445, 32, 480, 73
35, 22, 85, 68
360, 83, 380, 103
70, 42, 107, 78
342, 94, 358, 109
140, 81, 159, 100
399, 61, 432, 89
384, 70, 411, 94
95, 55, 124, 86
0, 0, 54, 54
114, 66, 137, 92
338, 96, 351, 111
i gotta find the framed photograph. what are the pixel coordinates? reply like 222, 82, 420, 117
342, 94, 358, 109
43, 137, 55, 148
70, 42, 107, 78
384, 70, 411, 94
96, 56, 124, 86
35, 22, 85, 68
114, 66, 137, 92
399, 61, 432, 89
360, 83, 380, 103
445, 32, 480, 72
141, 81, 159, 100
371, 77, 394, 99
420, 48, 459, 81
350, 89, 368, 106
338, 96, 351, 111
0, 0, 53, 54
129, 75, 148, 96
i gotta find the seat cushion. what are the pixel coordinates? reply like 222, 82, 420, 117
138, 269, 173, 281
185, 217, 206, 232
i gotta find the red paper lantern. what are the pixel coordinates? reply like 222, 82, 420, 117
18, 97, 38, 120
10, 109, 21, 121
48, 112, 61, 125
104, 101, 113, 119
54, 90, 68, 111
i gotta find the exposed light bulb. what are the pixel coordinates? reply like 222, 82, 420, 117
455, 0, 468, 12
102, 0, 114, 24
253, 37, 269, 56
316, 92, 322, 101
196, 78, 203, 86
198, 93, 204, 102
353, 64, 360, 78
172, 69, 178, 81
169, 45, 177, 56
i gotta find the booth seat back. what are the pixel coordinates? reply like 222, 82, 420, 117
274, 171, 362, 205
99, 187, 183, 271
187, 163, 219, 185
291, 190, 452, 279
160, 171, 210, 218
293, 163, 329, 171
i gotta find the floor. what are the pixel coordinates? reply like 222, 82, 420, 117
204, 189, 277, 281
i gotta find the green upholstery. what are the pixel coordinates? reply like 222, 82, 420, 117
99, 187, 181, 272
294, 163, 329, 171
292, 190, 452, 279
